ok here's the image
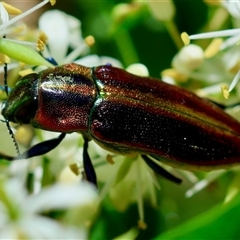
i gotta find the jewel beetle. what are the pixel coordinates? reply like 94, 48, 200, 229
1, 63, 240, 186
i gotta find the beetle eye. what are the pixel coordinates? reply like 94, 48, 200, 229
14, 98, 38, 124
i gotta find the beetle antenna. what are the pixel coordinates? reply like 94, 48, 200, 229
3, 35, 8, 96
5, 120, 20, 156
4, 62, 8, 96
2, 52, 20, 156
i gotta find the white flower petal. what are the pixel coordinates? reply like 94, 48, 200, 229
0, 3, 9, 26
222, 1, 240, 19
65, 13, 83, 48
4, 178, 28, 206
0, 228, 18, 239
24, 182, 98, 213
229, 69, 240, 92
172, 44, 204, 75
126, 63, 149, 76
35, 131, 81, 162
185, 170, 226, 198
39, 10, 70, 63
75, 54, 123, 68
19, 215, 86, 239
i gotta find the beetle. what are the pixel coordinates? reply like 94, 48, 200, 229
1, 63, 240, 186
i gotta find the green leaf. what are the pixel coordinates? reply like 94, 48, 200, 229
155, 194, 240, 239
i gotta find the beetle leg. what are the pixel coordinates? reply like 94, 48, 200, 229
82, 140, 97, 187
141, 155, 182, 184
0, 133, 66, 161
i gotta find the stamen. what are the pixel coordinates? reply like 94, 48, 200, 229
1, 2, 22, 15
188, 28, 240, 40
18, 69, 35, 77
0, 0, 55, 31
181, 32, 190, 45
161, 68, 188, 82
204, 38, 223, 58
63, 43, 89, 64
135, 157, 147, 230
229, 69, 240, 92
186, 170, 226, 198
220, 34, 240, 50
39, 31, 48, 45
0, 52, 10, 63
36, 39, 45, 52
49, 0, 56, 5
221, 84, 229, 99
85, 35, 95, 47
106, 154, 114, 164
69, 163, 80, 176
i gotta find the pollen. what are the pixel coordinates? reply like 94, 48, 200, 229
181, 32, 190, 46
19, 68, 36, 77
1, 2, 22, 15
106, 154, 115, 164
37, 31, 48, 51
221, 84, 229, 99
138, 220, 147, 230
161, 68, 188, 82
203, 0, 221, 6
85, 35, 95, 47
0, 53, 10, 64
69, 163, 80, 176
36, 39, 45, 52
204, 38, 223, 58
228, 60, 240, 74
49, 0, 56, 6
39, 31, 48, 45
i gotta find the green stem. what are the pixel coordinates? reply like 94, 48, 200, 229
114, 28, 139, 66
165, 20, 183, 50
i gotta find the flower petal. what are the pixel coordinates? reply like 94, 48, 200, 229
75, 54, 123, 68
19, 215, 86, 239
24, 182, 98, 213
39, 10, 70, 63
0, 3, 9, 27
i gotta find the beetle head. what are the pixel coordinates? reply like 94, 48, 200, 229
2, 73, 38, 124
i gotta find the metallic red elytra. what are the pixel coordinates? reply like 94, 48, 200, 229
1, 63, 240, 185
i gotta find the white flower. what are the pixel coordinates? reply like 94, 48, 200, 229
126, 63, 149, 76
0, 178, 98, 239
39, 9, 89, 64
172, 44, 204, 75
0, 3, 9, 28
38, 10, 126, 68
222, 0, 240, 19
75, 54, 123, 68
